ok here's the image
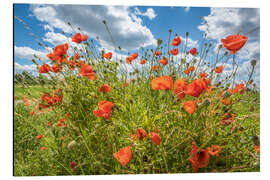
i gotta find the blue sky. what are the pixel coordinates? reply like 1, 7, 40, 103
14, 4, 260, 85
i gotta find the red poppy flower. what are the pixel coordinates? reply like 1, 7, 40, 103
36, 135, 44, 140
190, 142, 210, 172
74, 52, 80, 60
151, 76, 173, 90
39, 64, 51, 73
207, 145, 222, 156
70, 161, 77, 169
140, 59, 147, 64
136, 128, 148, 140
184, 66, 195, 75
114, 146, 132, 166
24, 96, 30, 106
104, 52, 112, 60
155, 51, 161, 56
206, 86, 213, 94
40, 146, 47, 150
51, 64, 62, 73
173, 78, 187, 100
220, 113, 234, 125
81, 34, 88, 41
190, 48, 197, 56
149, 132, 161, 145
29, 110, 35, 115
170, 48, 179, 55
72, 33, 82, 43
126, 52, 138, 64
52, 88, 63, 104
213, 66, 223, 73
99, 84, 111, 93
171, 36, 181, 46
159, 57, 168, 66
186, 79, 208, 97
184, 100, 196, 114
221, 35, 248, 54
199, 72, 207, 78
151, 65, 163, 71
79, 64, 96, 80
72, 33, 88, 44
77, 60, 85, 68
222, 98, 230, 105
233, 83, 245, 94
254, 145, 260, 154
131, 52, 138, 59
99, 101, 113, 114
68, 59, 76, 70
48, 122, 51, 127
93, 101, 114, 119
122, 82, 129, 88
41, 93, 54, 105
54, 43, 68, 57
47, 43, 69, 64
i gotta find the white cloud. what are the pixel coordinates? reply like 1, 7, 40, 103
14, 62, 36, 71
180, 36, 199, 48
198, 8, 260, 86
184, 7, 190, 12
43, 31, 68, 46
31, 5, 157, 51
14, 46, 47, 60
198, 8, 259, 41
134, 7, 157, 20
43, 24, 54, 32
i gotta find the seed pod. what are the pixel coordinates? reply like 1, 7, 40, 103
157, 39, 163, 46
67, 140, 77, 150
251, 59, 257, 67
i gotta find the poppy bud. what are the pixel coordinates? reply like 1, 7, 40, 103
209, 43, 212, 47
250, 59, 257, 67
224, 52, 228, 55
157, 39, 163, 46
192, 59, 197, 64
223, 91, 232, 99
218, 44, 223, 49
169, 29, 172, 33
181, 58, 186, 64
102, 20, 106, 24
186, 32, 189, 36
32, 59, 38, 65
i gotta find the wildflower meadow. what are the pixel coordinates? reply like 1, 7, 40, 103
14, 5, 260, 176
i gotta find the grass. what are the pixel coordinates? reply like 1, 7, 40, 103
14, 84, 260, 176
13, 18, 260, 176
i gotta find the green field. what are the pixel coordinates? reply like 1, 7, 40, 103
14, 84, 260, 176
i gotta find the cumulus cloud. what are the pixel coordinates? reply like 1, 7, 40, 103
134, 7, 157, 20
198, 8, 259, 41
30, 5, 157, 51
180, 36, 199, 48
15, 62, 36, 71
14, 46, 47, 60
198, 8, 260, 86
184, 7, 190, 12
